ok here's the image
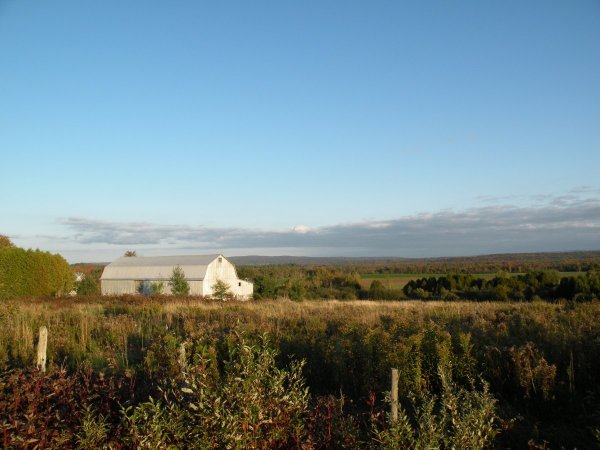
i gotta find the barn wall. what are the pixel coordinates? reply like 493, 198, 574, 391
188, 280, 203, 296
203, 257, 253, 299
235, 280, 254, 300
101, 280, 136, 295
101, 279, 204, 296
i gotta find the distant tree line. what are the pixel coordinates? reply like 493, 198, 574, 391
403, 270, 600, 302
238, 265, 363, 300
238, 264, 600, 302
342, 260, 600, 276
0, 235, 74, 299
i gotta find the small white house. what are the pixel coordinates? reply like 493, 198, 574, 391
100, 254, 253, 300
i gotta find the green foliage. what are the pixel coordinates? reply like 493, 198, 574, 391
169, 265, 190, 296
0, 246, 74, 299
76, 275, 100, 296
404, 270, 600, 301
124, 250, 137, 257
151, 281, 164, 295
76, 405, 109, 449
211, 278, 231, 301
238, 256, 600, 302
371, 327, 497, 449
124, 333, 310, 448
373, 368, 498, 450
289, 279, 305, 301
241, 265, 364, 300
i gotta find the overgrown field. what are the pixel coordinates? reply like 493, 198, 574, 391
1, 298, 599, 448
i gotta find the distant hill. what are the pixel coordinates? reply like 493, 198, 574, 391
229, 251, 600, 266
228, 255, 412, 265
72, 250, 600, 269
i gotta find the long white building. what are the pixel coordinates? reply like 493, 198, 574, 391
100, 254, 253, 299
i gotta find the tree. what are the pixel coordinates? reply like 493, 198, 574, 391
75, 275, 99, 296
0, 235, 14, 248
137, 280, 152, 296
212, 279, 231, 301
151, 281, 165, 295
0, 247, 74, 299
124, 250, 137, 257
169, 265, 190, 296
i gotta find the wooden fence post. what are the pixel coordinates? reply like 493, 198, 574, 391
390, 368, 399, 422
178, 343, 187, 371
36, 326, 48, 372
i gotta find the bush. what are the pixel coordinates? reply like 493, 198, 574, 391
76, 275, 100, 296
0, 247, 74, 299
124, 332, 310, 448
372, 359, 498, 450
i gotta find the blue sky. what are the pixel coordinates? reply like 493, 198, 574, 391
1, 1, 599, 262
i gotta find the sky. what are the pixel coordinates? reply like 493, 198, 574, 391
1, 0, 599, 262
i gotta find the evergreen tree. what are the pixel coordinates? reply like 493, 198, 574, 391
169, 265, 190, 296
212, 279, 231, 301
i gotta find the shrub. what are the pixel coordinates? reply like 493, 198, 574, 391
0, 366, 132, 448
124, 332, 310, 448
372, 360, 498, 450
211, 279, 231, 301
151, 281, 164, 295
76, 275, 100, 296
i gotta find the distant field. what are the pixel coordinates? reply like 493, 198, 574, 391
359, 273, 491, 290
359, 271, 586, 290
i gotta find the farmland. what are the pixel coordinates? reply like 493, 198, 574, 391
358, 271, 590, 294
1, 296, 599, 448
359, 273, 495, 291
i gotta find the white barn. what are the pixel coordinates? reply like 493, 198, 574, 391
100, 254, 253, 300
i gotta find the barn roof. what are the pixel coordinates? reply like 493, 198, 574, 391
100, 254, 222, 281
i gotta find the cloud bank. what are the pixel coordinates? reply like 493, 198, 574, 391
58, 194, 600, 259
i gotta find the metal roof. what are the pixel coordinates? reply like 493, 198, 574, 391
100, 254, 222, 281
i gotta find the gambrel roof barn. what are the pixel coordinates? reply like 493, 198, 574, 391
100, 254, 253, 299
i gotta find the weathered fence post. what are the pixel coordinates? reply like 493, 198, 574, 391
390, 368, 399, 422
36, 326, 48, 372
178, 342, 187, 372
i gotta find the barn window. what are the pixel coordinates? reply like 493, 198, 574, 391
238, 282, 241, 287
218, 257, 222, 263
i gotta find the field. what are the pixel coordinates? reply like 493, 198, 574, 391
1, 296, 599, 448
358, 271, 587, 292
359, 273, 447, 291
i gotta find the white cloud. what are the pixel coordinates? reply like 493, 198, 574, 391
292, 225, 311, 234
54, 192, 600, 260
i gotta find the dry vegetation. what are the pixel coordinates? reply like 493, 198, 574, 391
1, 296, 599, 448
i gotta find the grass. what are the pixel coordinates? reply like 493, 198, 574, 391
1, 296, 599, 448
359, 273, 508, 290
